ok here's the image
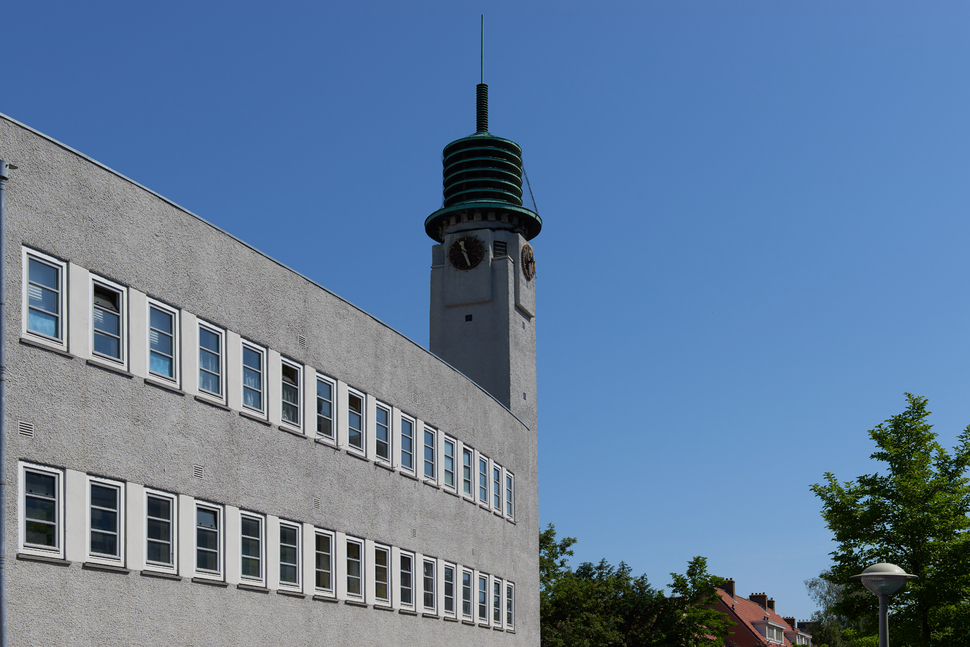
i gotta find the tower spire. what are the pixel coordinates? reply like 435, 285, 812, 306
477, 15, 488, 133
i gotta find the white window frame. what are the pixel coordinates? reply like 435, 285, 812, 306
346, 537, 364, 599
478, 456, 489, 505
315, 374, 336, 443
22, 248, 68, 350
241, 340, 267, 416
313, 529, 335, 597
478, 572, 489, 624
195, 502, 223, 580
346, 388, 365, 455
422, 557, 437, 614
375, 403, 391, 464
374, 543, 391, 606
278, 521, 301, 590
461, 567, 474, 620
423, 427, 437, 482
144, 489, 177, 574
493, 463, 503, 512
506, 581, 515, 629
280, 359, 303, 431
90, 275, 128, 367
443, 436, 457, 491
197, 321, 226, 402
399, 550, 415, 610
18, 462, 64, 559
493, 576, 503, 626
86, 475, 125, 566
462, 446, 474, 500
146, 299, 180, 384
506, 471, 515, 520
239, 512, 265, 585
443, 562, 457, 618
399, 414, 415, 474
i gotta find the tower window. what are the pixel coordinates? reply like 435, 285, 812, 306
465, 314, 473, 322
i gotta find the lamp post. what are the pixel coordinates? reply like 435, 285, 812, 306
850, 563, 917, 647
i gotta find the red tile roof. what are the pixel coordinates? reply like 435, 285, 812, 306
715, 587, 794, 647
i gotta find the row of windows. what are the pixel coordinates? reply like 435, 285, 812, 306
19, 462, 515, 629
22, 248, 515, 521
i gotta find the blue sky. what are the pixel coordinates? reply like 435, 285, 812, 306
5, 1, 970, 620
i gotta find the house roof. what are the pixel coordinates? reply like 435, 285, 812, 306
716, 588, 795, 647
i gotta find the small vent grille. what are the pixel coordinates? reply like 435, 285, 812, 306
298, 334, 307, 350
193, 464, 205, 479
494, 241, 507, 257
313, 496, 321, 510
18, 421, 34, 438
411, 528, 417, 538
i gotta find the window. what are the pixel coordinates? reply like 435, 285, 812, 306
462, 568, 473, 619
478, 573, 488, 622
506, 582, 514, 628
479, 457, 488, 504
347, 390, 364, 452
506, 473, 515, 518
346, 538, 363, 598
20, 463, 63, 557
314, 530, 334, 594
462, 448, 473, 497
424, 428, 436, 480
24, 249, 67, 345
493, 465, 502, 511
198, 322, 224, 399
281, 361, 302, 429
242, 342, 265, 414
91, 277, 126, 365
493, 577, 503, 624
400, 416, 414, 472
374, 545, 390, 604
279, 522, 300, 588
444, 563, 456, 616
240, 513, 264, 583
316, 375, 335, 440
375, 404, 390, 462
423, 558, 436, 612
88, 477, 124, 563
145, 490, 176, 571
400, 551, 414, 608
196, 503, 222, 577
766, 625, 785, 644
443, 437, 456, 489
148, 300, 178, 382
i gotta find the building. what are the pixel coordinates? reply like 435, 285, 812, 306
1, 80, 540, 645
715, 580, 813, 646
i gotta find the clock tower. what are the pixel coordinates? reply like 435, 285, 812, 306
427, 82, 541, 429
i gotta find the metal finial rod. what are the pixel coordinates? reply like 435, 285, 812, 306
480, 15, 484, 84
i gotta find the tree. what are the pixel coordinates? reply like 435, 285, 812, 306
810, 394, 970, 647
539, 524, 732, 647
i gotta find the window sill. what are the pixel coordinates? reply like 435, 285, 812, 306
237, 583, 269, 593
82, 561, 130, 574
192, 576, 229, 587
400, 471, 419, 482
492, 625, 506, 631
277, 589, 305, 598
86, 357, 134, 378
144, 376, 185, 395
398, 608, 418, 616
194, 395, 231, 411
506, 628, 516, 634
16, 552, 70, 566
140, 569, 181, 581
423, 480, 440, 490
346, 449, 368, 462
374, 460, 396, 472
312, 594, 338, 603
344, 599, 368, 608
443, 487, 460, 498
478, 622, 491, 628
19, 336, 72, 358
493, 509, 504, 517
374, 603, 394, 612
443, 615, 460, 623
314, 437, 337, 448
461, 619, 476, 626
279, 424, 305, 438
421, 612, 440, 619
239, 410, 271, 426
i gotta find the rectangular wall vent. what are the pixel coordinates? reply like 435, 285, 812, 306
193, 464, 205, 479
298, 334, 307, 350
18, 421, 34, 438
494, 241, 507, 257
313, 496, 321, 510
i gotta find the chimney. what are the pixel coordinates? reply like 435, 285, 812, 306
723, 579, 735, 598
767, 598, 775, 612
749, 592, 768, 609
783, 617, 796, 629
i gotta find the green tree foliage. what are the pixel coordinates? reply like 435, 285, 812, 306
810, 394, 970, 647
539, 524, 732, 647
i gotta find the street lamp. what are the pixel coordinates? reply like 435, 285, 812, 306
850, 563, 917, 647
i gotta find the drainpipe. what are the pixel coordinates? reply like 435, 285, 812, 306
0, 158, 13, 647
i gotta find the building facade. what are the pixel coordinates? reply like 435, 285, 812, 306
1, 84, 540, 646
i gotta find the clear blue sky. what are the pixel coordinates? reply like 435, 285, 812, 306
5, 1, 970, 621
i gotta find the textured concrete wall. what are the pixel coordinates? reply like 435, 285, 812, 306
1, 114, 539, 646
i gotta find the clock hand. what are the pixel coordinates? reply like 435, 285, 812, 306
460, 241, 471, 266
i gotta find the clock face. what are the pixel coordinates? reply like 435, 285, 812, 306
521, 243, 536, 280
448, 236, 485, 271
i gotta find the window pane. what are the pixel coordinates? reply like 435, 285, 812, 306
150, 354, 173, 377
197, 528, 218, 551
90, 531, 117, 556
25, 521, 55, 547
25, 497, 55, 523
26, 472, 56, 498
199, 328, 219, 353
147, 518, 170, 542
91, 484, 118, 510
243, 347, 261, 370
29, 258, 58, 289
150, 307, 172, 334
27, 309, 58, 338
